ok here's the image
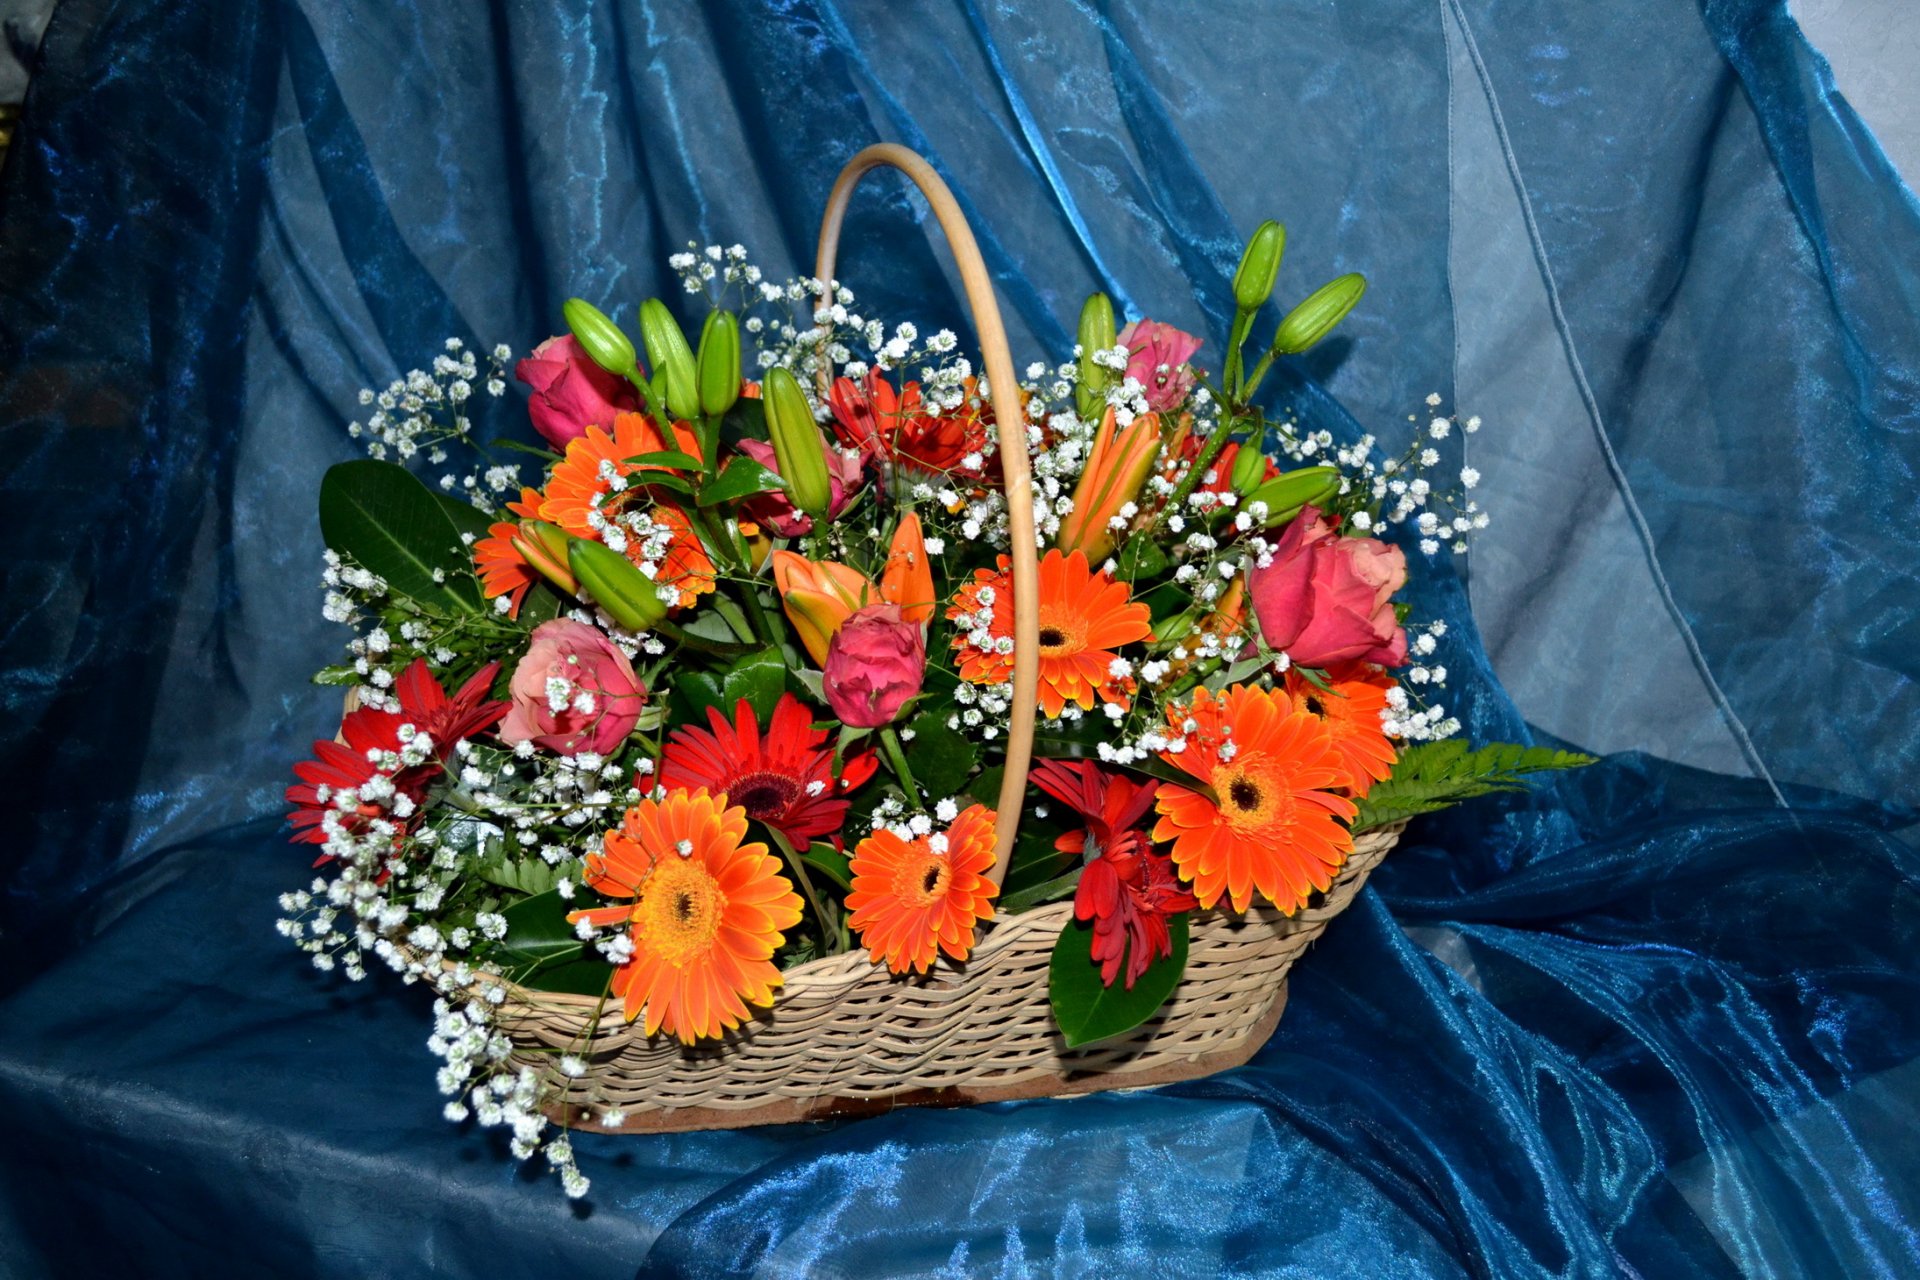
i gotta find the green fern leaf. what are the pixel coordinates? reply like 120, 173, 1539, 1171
1353, 741, 1595, 832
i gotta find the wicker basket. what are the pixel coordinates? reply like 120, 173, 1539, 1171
451, 145, 1398, 1132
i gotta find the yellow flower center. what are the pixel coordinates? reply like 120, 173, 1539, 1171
1212, 758, 1293, 832
636, 859, 725, 967
895, 848, 951, 906
1036, 606, 1087, 657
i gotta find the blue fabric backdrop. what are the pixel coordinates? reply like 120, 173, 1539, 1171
3, 0, 1918, 1275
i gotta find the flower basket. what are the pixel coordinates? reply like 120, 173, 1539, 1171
498, 822, 1402, 1132
286, 142, 1589, 1190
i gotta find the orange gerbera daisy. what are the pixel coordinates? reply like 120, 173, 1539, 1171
565, 787, 802, 1043
845, 803, 999, 974
472, 489, 557, 617
1151, 684, 1356, 913
947, 549, 1153, 718
1286, 664, 1398, 797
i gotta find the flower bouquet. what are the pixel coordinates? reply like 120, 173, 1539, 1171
280, 146, 1587, 1194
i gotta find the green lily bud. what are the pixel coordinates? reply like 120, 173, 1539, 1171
638, 299, 701, 421
562, 298, 638, 379
1247, 465, 1341, 525
697, 310, 742, 418
1152, 610, 1195, 646
1273, 273, 1367, 355
568, 537, 670, 632
1231, 432, 1270, 496
1231, 221, 1286, 312
1075, 292, 1117, 421
762, 366, 832, 519
510, 520, 576, 596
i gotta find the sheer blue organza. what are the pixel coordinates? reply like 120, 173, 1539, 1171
2, 0, 1917, 1275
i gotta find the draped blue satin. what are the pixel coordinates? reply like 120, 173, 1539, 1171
2, 0, 1918, 1276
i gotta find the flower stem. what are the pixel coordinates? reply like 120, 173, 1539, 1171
765, 826, 834, 949
1161, 414, 1240, 521
878, 724, 919, 804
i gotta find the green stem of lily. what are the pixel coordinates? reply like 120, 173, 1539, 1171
877, 724, 920, 804
1161, 414, 1241, 522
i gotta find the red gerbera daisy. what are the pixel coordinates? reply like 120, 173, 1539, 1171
657, 694, 878, 847
1031, 759, 1196, 988
286, 659, 509, 853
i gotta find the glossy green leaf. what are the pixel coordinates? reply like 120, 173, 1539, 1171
515, 957, 616, 997
1049, 913, 1188, 1048
667, 670, 726, 728
432, 490, 496, 544
624, 449, 707, 472
802, 841, 853, 891
1000, 866, 1082, 915
495, 889, 583, 968
474, 855, 559, 898
903, 705, 978, 797
721, 647, 788, 724
699, 456, 785, 507
318, 460, 482, 613
1113, 535, 1170, 580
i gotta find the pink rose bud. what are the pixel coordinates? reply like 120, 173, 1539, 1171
735, 438, 866, 538
500, 619, 646, 756
824, 603, 926, 728
1248, 505, 1408, 668
1116, 319, 1203, 413
514, 334, 644, 449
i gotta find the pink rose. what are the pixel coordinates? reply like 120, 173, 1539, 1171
501, 620, 646, 756
824, 603, 926, 728
736, 438, 865, 537
1248, 506, 1408, 668
1116, 319, 1202, 412
514, 334, 643, 449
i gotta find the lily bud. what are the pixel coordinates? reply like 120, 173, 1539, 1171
762, 366, 832, 520
1247, 465, 1342, 526
697, 310, 742, 418
510, 520, 577, 596
638, 299, 701, 421
1056, 405, 1161, 564
879, 511, 936, 624
1230, 432, 1270, 496
1273, 273, 1367, 355
1075, 292, 1116, 421
562, 298, 638, 380
771, 550, 876, 665
568, 537, 670, 632
1232, 221, 1285, 312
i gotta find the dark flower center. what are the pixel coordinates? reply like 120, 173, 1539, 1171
730, 770, 803, 820
1038, 626, 1067, 647
1304, 695, 1325, 717
922, 865, 943, 894
672, 891, 696, 923
1229, 779, 1263, 811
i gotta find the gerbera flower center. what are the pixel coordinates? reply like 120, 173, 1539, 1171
1035, 607, 1086, 657
1211, 759, 1293, 831
637, 860, 725, 966
728, 770, 802, 822
898, 850, 951, 905
1303, 694, 1326, 717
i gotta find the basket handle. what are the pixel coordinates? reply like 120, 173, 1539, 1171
813, 144, 1038, 892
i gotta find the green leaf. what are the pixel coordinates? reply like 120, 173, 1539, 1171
667, 670, 726, 728
1000, 866, 1082, 914
1032, 722, 1217, 802
1113, 535, 1170, 580
721, 395, 767, 441
902, 705, 979, 797
802, 841, 853, 891
318, 460, 483, 613
624, 449, 707, 471
474, 855, 559, 898
492, 438, 563, 464
698, 456, 785, 507
495, 889, 583, 968
1049, 913, 1189, 1048
432, 491, 496, 544
514, 958, 616, 997
1353, 740, 1596, 832
517, 582, 565, 625
721, 647, 789, 724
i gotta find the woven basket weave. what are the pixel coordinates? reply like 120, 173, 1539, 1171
433, 146, 1401, 1132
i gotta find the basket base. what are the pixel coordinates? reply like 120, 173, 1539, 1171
550, 979, 1290, 1134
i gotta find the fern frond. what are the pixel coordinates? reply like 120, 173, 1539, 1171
1353, 741, 1595, 832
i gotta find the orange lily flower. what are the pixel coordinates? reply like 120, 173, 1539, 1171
879, 512, 936, 624
1056, 406, 1162, 563
772, 551, 878, 665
